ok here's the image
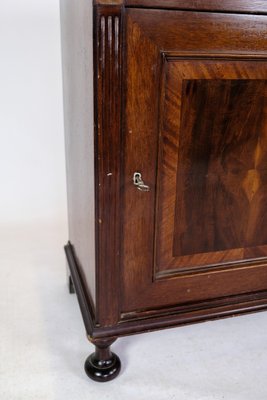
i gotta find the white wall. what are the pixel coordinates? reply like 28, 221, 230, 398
0, 1, 67, 226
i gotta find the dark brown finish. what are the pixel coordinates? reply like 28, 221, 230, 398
95, 0, 267, 14
124, 9, 267, 54
67, 243, 267, 338
85, 338, 121, 382
65, 243, 95, 334
155, 59, 267, 276
121, 9, 267, 313
173, 79, 267, 257
61, 0, 267, 382
94, 4, 123, 327
125, 0, 267, 13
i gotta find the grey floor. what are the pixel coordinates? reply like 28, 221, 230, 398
1, 223, 267, 400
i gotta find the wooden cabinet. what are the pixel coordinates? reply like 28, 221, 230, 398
61, 0, 267, 382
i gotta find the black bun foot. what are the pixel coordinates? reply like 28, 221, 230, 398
84, 351, 121, 382
85, 338, 121, 382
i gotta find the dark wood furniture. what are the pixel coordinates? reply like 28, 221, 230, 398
60, 0, 267, 382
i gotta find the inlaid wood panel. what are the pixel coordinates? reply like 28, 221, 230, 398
155, 60, 267, 276
173, 79, 267, 257
121, 9, 267, 312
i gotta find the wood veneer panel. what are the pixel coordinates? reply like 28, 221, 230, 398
125, 0, 267, 14
127, 9, 267, 54
122, 9, 267, 312
155, 60, 267, 274
173, 79, 267, 256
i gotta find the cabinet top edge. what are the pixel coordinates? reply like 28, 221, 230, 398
94, 0, 124, 5
94, 0, 267, 14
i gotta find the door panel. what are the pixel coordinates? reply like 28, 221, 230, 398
156, 61, 267, 276
121, 9, 267, 312
173, 79, 266, 256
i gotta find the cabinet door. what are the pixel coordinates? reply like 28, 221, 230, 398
121, 9, 267, 314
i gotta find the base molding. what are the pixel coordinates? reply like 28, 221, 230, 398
64, 242, 96, 335
65, 241, 267, 340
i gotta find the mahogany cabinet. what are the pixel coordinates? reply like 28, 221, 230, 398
60, 0, 267, 382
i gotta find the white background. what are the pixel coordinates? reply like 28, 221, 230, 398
0, 2, 267, 400
0, 0, 67, 227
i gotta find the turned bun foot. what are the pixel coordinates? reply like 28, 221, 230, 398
84, 351, 121, 382
85, 338, 121, 382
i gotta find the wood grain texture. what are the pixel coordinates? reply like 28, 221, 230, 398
156, 60, 267, 274
126, 9, 267, 54
122, 9, 267, 312
65, 242, 267, 340
94, 5, 123, 326
94, 0, 267, 13
125, 0, 267, 14
121, 12, 161, 301
62, 1, 267, 356
173, 79, 267, 257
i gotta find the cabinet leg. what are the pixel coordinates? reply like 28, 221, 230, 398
68, 274, 75, 294
66, 260, 75, 294
85, 338, 121, 382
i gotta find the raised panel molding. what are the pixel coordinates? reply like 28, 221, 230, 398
155, 57, 267, 280
122, 9, 267, 312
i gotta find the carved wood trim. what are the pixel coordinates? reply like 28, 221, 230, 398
94, 4, 123, 326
